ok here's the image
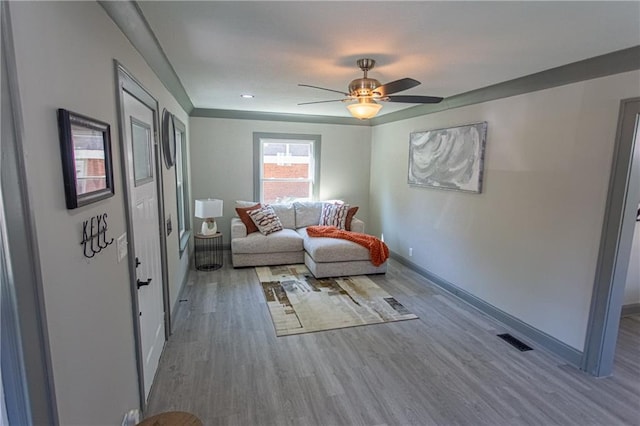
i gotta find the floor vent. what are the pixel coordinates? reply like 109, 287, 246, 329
497, 333, 533, 352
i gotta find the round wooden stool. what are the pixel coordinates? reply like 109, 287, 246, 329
136, 411, 203, 426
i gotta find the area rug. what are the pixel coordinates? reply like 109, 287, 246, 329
255, 264, 418, 336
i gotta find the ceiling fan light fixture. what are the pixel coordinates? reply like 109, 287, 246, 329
300, 58, 441, 114
347, 99, 382, 120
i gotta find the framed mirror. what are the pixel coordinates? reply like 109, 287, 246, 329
57, 109, 114, 209
162, 108, 176, 168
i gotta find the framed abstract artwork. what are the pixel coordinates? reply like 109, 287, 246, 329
408, 122, 488, 193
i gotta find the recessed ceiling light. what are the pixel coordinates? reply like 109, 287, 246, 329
240, 94, 254, 99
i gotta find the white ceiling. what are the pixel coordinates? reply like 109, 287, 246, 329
138, 1, 640, 118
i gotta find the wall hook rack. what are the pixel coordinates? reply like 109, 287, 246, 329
81, 213, 114, 258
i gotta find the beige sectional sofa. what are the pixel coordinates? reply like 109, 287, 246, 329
231, 201, 388, 278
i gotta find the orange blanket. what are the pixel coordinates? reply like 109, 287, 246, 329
306, 226, 389, 267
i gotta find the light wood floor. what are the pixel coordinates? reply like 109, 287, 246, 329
146, 252, 640, 425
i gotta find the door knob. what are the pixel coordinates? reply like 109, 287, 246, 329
137, 278, 152, 289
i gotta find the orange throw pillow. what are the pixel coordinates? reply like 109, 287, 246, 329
345, 206, 359, 231
235, 203, 261, 234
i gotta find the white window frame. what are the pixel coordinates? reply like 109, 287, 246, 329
253, 132, 321, 203
174, 117, 190, 255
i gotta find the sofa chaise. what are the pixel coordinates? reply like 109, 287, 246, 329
231, 201, 388, 278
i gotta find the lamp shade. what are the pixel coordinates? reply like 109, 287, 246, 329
195, 199, 223, 219
347, 100, 382, 120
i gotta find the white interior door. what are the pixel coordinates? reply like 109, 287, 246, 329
122, 91, 165, 400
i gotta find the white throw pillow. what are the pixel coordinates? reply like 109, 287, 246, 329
248, 204, 283, 235
319, 203, 350, 229
270, 203, 295, 229
294, 201, 327, 228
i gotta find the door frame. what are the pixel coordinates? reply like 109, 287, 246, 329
583, 97, 640, 376
114, 61, 171, 408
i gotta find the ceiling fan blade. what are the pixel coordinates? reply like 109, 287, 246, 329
298, 99, 345, 105
374, 78, 420, 96
298, 84, 349, 96
385, 95, 444, 104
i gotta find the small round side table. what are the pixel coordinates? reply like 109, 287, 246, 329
136, 411, 203, 426
194, 232, 223, 270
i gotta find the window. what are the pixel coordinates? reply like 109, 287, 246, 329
253, 133, 321, 203
131, 118, 153, 186
174, 117, 190, 254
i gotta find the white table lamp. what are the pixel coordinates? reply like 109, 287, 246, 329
195, 198, 223, 235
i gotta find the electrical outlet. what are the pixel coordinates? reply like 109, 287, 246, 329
409, 247, 413, 257
117, 233, 128, 263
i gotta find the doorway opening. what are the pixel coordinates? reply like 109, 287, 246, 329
584, 98, 640, 376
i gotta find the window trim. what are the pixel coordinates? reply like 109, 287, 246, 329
173, 116, 190, 255
253, 132, 321, 203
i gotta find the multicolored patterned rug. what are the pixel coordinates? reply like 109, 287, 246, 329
255, 264, 418, 336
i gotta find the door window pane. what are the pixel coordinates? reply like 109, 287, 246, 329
131, 118, 152, 185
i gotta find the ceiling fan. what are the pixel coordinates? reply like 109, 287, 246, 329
299, 58, 443, 119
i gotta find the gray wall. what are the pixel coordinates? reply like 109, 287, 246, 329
9, 2, 189, 424
369, 70, 640, 351
189, 117, 372, 240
